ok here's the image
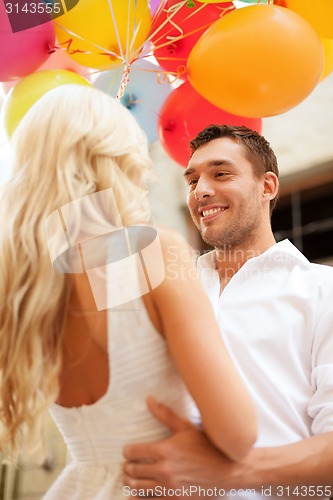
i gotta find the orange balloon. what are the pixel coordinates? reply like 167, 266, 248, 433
274, 0, 333, 39
320, 38, 333, 81
187, 4, 324, 118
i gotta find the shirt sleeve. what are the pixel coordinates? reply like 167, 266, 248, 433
308, 286, 333, 434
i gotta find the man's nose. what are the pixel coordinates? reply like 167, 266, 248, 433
194, 176, 215, 200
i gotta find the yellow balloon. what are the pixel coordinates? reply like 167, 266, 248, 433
274, 0, 333, 39
3, 70, 90, 138
187, 5, 324, 118
320, 38, 333, 81
55, 0, 152, 70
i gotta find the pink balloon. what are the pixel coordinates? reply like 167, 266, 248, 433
1, 47, 90, 95
0, 1, 55, 81
37, 47, 91, 76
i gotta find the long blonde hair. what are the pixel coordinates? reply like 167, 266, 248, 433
0, 84, 154, 458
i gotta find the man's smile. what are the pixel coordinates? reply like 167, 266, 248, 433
199, 205, 228, 222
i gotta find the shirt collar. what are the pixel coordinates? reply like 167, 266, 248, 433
197, 239, 309, 274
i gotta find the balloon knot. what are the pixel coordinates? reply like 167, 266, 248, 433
47, 43, 56, 54
122, 93, 137, 110
167, 43, 177, 55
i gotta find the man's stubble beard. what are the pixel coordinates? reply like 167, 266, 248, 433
199, 219, 259, 251
196, 197, 262, 251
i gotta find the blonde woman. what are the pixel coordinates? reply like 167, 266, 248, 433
0, 85, 256, 499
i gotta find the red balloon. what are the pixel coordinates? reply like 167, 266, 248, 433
150, 0, 234, 76
158, 81, 262, 167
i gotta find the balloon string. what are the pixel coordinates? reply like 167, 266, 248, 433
54, 22, 124, 62
164, 3, 186, 41
124, 63, 186, 83
128, 0, 145, 62
116, 63, 131, 100
150, 0, 167, 23
157, 71, 170, 85
107, 0, 125, 61
57, 37, 121, 59
150, 20, 225, 52
106, 0, 145, 66
126, 0, 143, 63
154, 3, 232, 49
121, 1, 234, 74
160, 66, 187, 84
125, 0, 131, 63
131, 0, 210, 62
129, 16, 144, 60
143, 1, 186, 47
163, 1, 210, 42
145, 4, 233, 54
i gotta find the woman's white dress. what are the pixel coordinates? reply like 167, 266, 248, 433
44, 297, 196, 499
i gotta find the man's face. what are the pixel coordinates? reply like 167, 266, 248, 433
185, 137, 267, 250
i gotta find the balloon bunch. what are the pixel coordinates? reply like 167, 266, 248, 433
0, 0, 331, 166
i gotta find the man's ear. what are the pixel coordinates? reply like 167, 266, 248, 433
262, 171, 279, 203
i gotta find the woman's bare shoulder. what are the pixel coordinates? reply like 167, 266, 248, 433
154, 226, 196, 259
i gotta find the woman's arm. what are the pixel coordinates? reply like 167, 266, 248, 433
148, 228, 256, 460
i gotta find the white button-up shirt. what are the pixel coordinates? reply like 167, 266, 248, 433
198, 239, 333, 498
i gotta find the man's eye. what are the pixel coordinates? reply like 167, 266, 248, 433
215, 172, 225, 177
188, 179, 198, 186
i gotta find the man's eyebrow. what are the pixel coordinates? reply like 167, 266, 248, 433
184, 160, 229, 178
183, 168, 194, 178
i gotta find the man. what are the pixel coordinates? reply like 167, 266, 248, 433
123, 125, 333, 499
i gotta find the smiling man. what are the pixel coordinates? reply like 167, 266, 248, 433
185, 127, 279, 291
124, 125, 333, 499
